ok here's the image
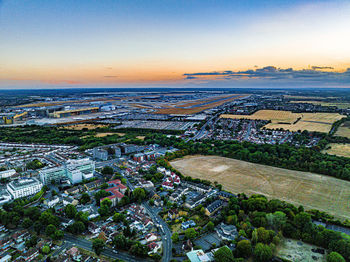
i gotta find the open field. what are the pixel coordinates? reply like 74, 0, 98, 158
284, 95, 337, 100
322, 143, 350, 158
335, 121, 350, 138
155, 95, 246, 114
277, 238, 326, 262
221, 110, 345, 133
290, 100, 350, 109
171, 155, 350, 220
60, 124, 109, 130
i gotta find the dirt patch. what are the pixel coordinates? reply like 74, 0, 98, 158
277, 238, 326, 262
171, 155, 350, 220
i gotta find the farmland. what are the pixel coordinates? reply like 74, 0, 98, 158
171, 155, 350, 220
335, 121, 350, 138
322, 143, 350, 158
221, 110, 345, 133
289, 100, 350, 109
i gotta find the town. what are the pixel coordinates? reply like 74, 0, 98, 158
0, 88, 350, 262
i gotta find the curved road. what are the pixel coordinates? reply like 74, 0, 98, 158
143, 202, 172, 262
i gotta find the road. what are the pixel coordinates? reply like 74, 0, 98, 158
64, 234, 149, 262
143, 202, 172, 262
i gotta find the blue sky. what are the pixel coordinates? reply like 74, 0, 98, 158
1, 0, 349, 88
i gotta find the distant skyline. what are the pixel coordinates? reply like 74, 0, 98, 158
1, 0, 350, 89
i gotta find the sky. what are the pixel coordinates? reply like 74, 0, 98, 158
1, 0, 350, 89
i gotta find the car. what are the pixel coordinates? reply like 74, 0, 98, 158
113, 250, 118, 254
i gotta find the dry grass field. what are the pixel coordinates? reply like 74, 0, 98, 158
155, 95, 246, 114
322, 143, 350, 158
221, 110, 345, 133
61, 124, 109, 130
335, 121, 350, 139
171, 155, 350, 220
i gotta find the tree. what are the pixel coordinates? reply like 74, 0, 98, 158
113, 212, 125, 223
130, 242, 148, 257
98, 198, 112, 217
45, 224, 57, 236
236, 240, 252, 258
92, 239, 105, 256
132, 188, 146, 203
254, 243, 273, 262
327, 252, 345, 262
171, 233, 179, 243
101, 166, 114, 175
266, 211, 287, 230
294, 212, 312, 232
206, 221, 214, 232
64, 204, 77, 219
42, 245, 50, 254
22, 218, 33, 229
214, 246, 234, 262
185, 228, 197, 240
33, 221, 43, 234
80, 193, 91, 204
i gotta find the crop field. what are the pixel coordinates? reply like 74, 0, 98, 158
221, 110, 345, 133
289, 100, 350, 109
322, 143, 350, 158
171, 155, 350, 220
335, 121, 350, 138
154, 95, 246, 114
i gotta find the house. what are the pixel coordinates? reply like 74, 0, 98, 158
145, 233, 158, 243
84, 179, 104, 191
182, 220, 196, 230
217, 191, 236, 200
183, 181, 211, 193
100, 179, 127, 206
215, 223, 238, 241
0, 255, 11, 262
168, 209, 179, 220
162, 181, 174, 190
205, 200, 224, 216
147, 242, 160, 254
62, 197, 79, 206
21, 248, 39, 261
186, 249, 211, 262
44, 196, 60, 208
67, 246, 80, 257
64, 186, 82, 195
185, 194, 207, 209
107, 179, 127, 194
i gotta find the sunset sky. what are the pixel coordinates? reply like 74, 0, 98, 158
1, 0, 350, 88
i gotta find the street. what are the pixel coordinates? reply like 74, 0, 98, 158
63, 234, 149, 262
143, 202, 172, 262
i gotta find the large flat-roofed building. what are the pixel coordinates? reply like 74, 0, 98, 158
66, 158, 95, 180
0, 169, 16, 179
7, 177, 43, 199
39, 158, 95, 185
52, 107, 99, 118
39, 166, 66, 185
93, 148, 108, 161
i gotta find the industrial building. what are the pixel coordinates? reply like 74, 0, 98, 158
51, 107, 99, 118
0, 112, 28, 125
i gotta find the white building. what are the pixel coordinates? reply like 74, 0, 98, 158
7, 177, 43, 199
39, 158, 95, 185
0, 169, 16, 179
